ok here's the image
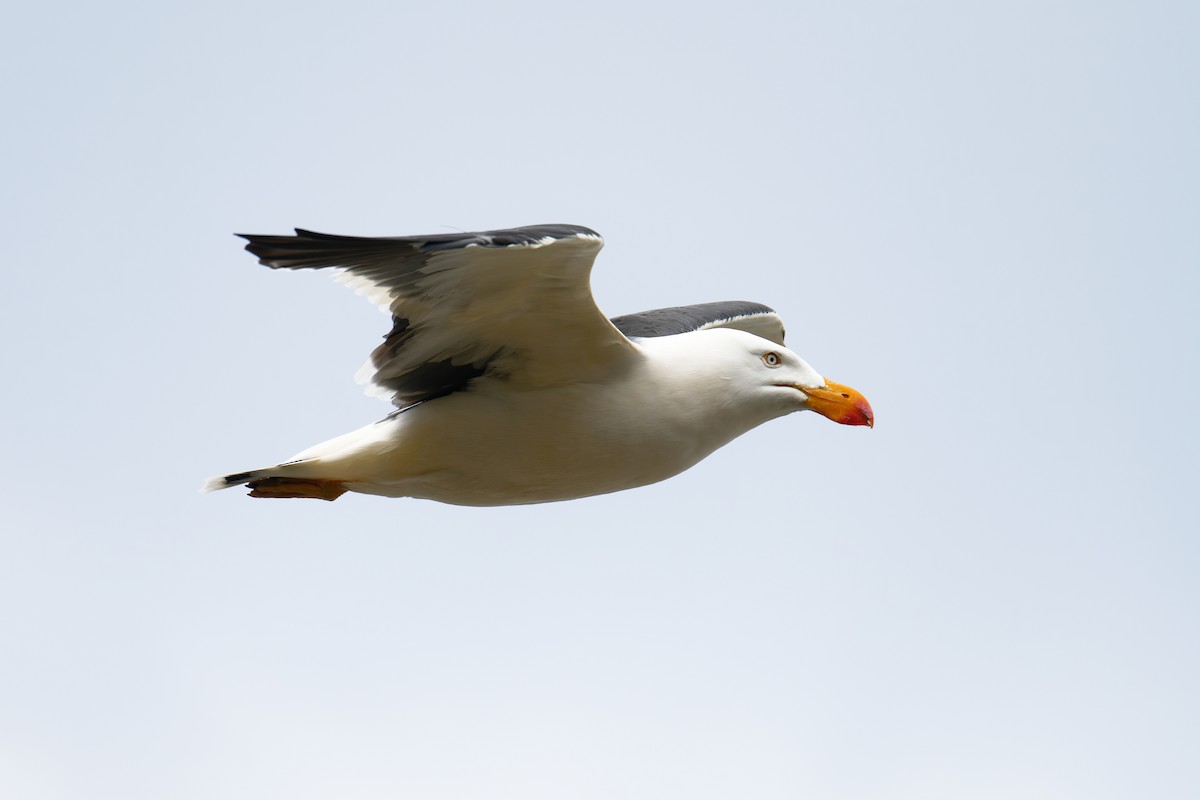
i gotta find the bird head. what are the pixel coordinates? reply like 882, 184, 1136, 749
734, 332, 874, 427
642, 327, 874, 429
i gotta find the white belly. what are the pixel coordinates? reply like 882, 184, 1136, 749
307, 380, 765, 506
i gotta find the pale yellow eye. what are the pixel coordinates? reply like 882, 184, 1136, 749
762, 352, 782, 367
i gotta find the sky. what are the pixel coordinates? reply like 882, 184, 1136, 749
2, 1, 1197, 798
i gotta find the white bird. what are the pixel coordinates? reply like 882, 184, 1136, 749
205, 224, 873, 505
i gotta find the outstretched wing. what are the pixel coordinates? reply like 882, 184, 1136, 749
239, 224, 637, 407
610, 301, 785, 345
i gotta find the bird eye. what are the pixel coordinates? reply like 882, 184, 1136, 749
762, 352, 782, 367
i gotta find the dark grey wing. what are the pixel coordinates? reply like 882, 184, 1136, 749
610, 301, 786, 345
239, 224, 636, 406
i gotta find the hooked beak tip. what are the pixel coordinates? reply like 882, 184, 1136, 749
803, 380, 874, 428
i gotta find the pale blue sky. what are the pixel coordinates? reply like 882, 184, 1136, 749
2, 1, 1197, 798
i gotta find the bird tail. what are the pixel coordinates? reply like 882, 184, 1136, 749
202, 465, 348, 501
204, 419, 392, 501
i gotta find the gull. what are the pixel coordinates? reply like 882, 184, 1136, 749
205, 224, 872, 505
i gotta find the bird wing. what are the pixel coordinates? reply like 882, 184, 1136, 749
609, 301, 786, 345
239, 224, 637, 407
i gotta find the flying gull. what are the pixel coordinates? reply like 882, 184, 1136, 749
205, 224, 873, 505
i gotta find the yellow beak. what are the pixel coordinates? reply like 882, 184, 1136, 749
799, 380, 874, 427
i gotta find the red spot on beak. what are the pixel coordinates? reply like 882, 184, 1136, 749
801, 380, 874, 428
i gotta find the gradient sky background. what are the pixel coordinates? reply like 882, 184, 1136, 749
3, 2, 1197, 798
